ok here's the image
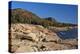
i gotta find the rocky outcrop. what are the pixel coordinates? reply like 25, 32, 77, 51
9, 23, 78, 53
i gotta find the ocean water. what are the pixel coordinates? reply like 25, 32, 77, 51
57, 28, 78, 39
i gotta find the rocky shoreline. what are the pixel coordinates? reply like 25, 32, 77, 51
48, 26, 77, 32
9, 23, 78, 53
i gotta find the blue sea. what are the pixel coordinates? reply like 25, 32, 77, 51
57, 28, 78, 39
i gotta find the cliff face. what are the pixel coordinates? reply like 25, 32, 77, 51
9, 23, 77, 53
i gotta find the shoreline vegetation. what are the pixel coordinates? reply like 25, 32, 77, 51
10, 8, 77, 27
9, 8, 78, 53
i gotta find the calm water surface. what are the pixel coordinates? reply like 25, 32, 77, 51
57, 28, 78, 39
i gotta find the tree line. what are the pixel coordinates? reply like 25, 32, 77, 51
10, 8, 77, 27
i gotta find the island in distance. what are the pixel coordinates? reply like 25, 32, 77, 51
9, 1, 78, 53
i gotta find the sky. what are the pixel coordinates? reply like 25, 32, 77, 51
9, 1, 78, 24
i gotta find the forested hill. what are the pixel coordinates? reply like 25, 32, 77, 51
10, 8, 77, 27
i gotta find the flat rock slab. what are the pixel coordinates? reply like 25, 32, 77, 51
16, 46, 34, 53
